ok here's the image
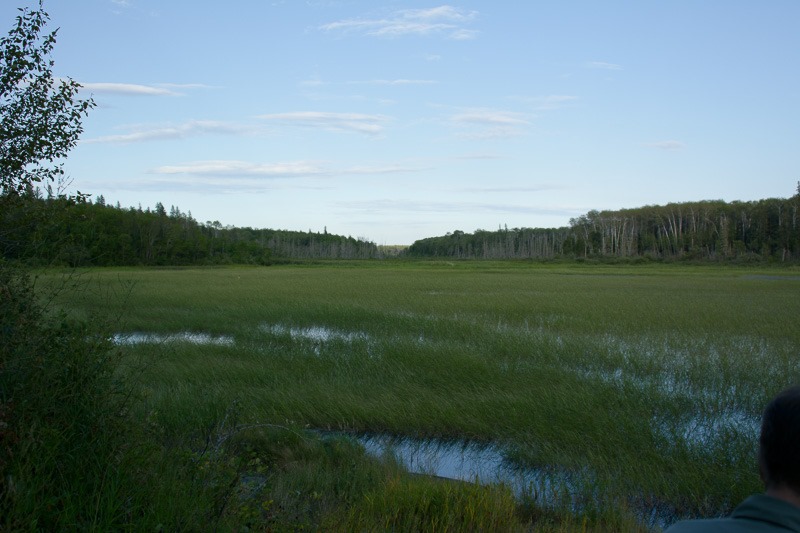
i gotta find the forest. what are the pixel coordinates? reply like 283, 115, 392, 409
0, 194, 380, 266
408, 192, 800, 262
2, 188, 800, 266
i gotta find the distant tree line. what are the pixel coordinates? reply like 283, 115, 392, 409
407, 194, 800, 262
1, 195, 379, 266
407, 226, 571, 260
5, 189, 800, 267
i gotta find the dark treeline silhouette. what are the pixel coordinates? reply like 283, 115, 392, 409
5, 191, 800, 266
408, 227, 571, 260
1, 195, 379, 266
408, 194, 800, 262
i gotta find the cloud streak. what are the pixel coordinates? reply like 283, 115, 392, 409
320, 5, 479, 40
83, 120, 259, 144
586, 61, 623, 71
128, 160, 425, 194
644, 140, 686, 150
450, 108, 530, 140
153, 160, 325, 178
258, 111, 390, 136
338, 198, 580, 218
150, 159, 422, 178
451, 110, 529, 126
512, 94, 577, 111
79, 82, 177, 96
78, 82, 213, 96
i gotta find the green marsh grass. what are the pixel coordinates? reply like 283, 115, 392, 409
46, 263, 800, 529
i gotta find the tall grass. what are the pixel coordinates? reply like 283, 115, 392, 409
46, 262, 800, 528
0, 267, 159, 530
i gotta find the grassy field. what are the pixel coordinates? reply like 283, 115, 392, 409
44, 261, 800, 530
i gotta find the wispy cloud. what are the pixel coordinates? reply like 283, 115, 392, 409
586, 61, 623, 71
83, 120, 259, 144
411, 5, 475, 22
450, 109, 530, 140
150, 160, 423, 179
451, 110, 529, 126
79, 82, 175, 96
91, 163, 330, 194
257, 111, 390, 136
320, 5, 479, 40
338, 198, 579, 217
152, 160, 326, 178
342, 164, 424, 175
78, 82, 212, 96
449, 29, 479, 40
644, 140, 686, 151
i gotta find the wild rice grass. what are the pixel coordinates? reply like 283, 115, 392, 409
43, 262, 800, 529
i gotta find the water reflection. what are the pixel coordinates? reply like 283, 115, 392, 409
112, 332, 235, 346
351, 434, 576, 504
653, 409, 759, 450
342, 433, 676, 529
261, 323, 369, 343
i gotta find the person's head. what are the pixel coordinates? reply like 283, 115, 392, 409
759, 385, 800, 494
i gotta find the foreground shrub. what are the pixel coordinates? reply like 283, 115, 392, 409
0, 266, 136, 529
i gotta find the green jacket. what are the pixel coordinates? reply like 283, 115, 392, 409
666, 494, 800, 532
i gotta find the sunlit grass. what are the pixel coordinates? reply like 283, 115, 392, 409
44, 262, 800, 528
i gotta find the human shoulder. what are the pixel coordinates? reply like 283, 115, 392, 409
665, 516, 751, 532
665, 494, 800, 533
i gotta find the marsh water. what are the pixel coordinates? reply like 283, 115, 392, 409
351, 433, 575, 500
114, 326, 760, 528
112, 326, 761, 452
333, 432, 676, 529
112, 331, 235, 346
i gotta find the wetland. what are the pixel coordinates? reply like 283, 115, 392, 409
55, 262, 800, 529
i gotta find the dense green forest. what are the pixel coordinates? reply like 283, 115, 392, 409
0, 194, 379, 266
3, 189, 800, 266
408, 192, 800, 262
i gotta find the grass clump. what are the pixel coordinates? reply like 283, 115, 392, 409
209, 423, 533, 531
337, 475, 521, 532
0, 266, 135, 529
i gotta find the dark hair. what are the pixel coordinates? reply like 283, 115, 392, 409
759, 385, 800, 493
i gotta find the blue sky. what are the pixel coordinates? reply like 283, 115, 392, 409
5, 1, 799, 244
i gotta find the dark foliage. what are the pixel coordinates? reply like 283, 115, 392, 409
0, 4, 142, 528
0, 266, 140, 529
408, 197, 800, 262
1, 197, 380, 266
0, 1, 93, 197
